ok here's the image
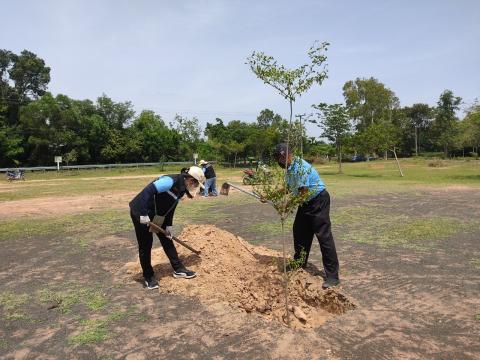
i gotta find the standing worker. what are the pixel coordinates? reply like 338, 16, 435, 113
199, 160, 218, 197
273, 143, 340, 289
129, 166, 205, 290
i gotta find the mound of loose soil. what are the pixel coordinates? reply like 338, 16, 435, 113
124, 225, 355, 329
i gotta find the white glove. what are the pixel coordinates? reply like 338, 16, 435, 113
140, 215, 151, 224
165, 226, 174, 237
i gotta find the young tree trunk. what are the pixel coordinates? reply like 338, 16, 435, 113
384, 150, 388, 160
281, 220, 289, 326
282, 99, 294, 326
392, 147, 404, 177
234, 153, 237, 168
444, 144, 448, 159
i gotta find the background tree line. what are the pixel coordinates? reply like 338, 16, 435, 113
1, 49, 479, 168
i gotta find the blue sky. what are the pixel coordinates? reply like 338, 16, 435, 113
1, 0, 479, 136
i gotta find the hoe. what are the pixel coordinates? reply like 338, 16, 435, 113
148, 222, 201, 256
220, 182, 273, 206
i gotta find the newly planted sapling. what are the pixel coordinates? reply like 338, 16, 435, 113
247, 41, 329, 325
252, 155, 315, 325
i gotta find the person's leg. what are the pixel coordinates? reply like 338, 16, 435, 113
210, 177, 218, 196
203, 178, 210, 197
156, 232, 183, 271
130, 212, 154, 279
311, 191, 339, 281
292, 207, 314, 266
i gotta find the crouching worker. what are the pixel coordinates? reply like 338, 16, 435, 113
129, 166, 205, 290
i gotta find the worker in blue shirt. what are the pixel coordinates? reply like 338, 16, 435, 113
129, 166, 205, 290
273, 143, 340, 289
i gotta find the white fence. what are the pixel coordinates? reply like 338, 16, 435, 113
0, 161, 207, 173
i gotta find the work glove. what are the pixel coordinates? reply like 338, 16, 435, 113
165, 226, 174, 237
140, 215, 151, 224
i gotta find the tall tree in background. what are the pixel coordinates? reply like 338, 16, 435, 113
257, 108, 283, 128
433, 90, 462, 159
0, 125, 23, 166
0, 49, 50, 125
404, 103, 433, 156
171, 114, 201, 153
227, 140, 246, 167
131, 110, 171, 161
1, 50, 50, 166
96, 94, 135, 130
311, 103, 351, 173
343, 77, 399, 131
205, 118, 228, 142
460, 101, 480, 158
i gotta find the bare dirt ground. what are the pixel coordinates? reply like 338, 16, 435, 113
0, 193, 135, 219
1, 186, 479, 359
124, 224, 355, 329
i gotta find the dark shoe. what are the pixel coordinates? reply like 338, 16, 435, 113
322, 278, 340, 289
144, 276, 159, 290
173, 268, 196, 279
303, 263, 327, 279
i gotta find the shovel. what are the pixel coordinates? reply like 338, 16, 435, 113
148, 222, 201, 256
220, 182, 274, 206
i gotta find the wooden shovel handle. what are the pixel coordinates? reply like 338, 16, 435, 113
147, 222, 201, 256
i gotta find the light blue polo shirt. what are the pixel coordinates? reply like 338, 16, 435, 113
153, 176, 174, 193
286, 158, 325, 201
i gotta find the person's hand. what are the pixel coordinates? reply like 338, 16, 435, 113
140, 215, 151, 224
165, 226, 174, 237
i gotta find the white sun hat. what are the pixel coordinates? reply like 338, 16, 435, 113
187, 166, 205, 189
198, 159, 208, 166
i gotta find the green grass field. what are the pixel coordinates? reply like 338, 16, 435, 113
2, 159, 478, 201
1, 158, 478, 250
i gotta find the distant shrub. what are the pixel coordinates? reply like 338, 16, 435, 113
314, 157, 327, 165
306, 156, 327, 165
428, 159, 445, 167
419, 152, 444, 158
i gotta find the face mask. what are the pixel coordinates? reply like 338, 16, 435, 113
186, 182, 199, 197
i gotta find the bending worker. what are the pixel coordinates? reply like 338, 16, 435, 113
198, 160, 218, 197
273, 143, 340, 289
129, 166, 205, 290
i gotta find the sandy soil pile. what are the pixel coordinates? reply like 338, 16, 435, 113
124, 224, 355, 329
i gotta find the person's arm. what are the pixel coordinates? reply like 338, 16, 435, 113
138, 183, 157, 217
298, 187, 309, 196
291, 161, 310, 195
163, 202, 178, 227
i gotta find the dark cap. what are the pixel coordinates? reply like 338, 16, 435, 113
273, 143, 291, 159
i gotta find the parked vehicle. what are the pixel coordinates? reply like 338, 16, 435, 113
242, 169, 256, 185
242, 163, 272, 185
351, 155, 377, 162
6, 169, 26, 182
